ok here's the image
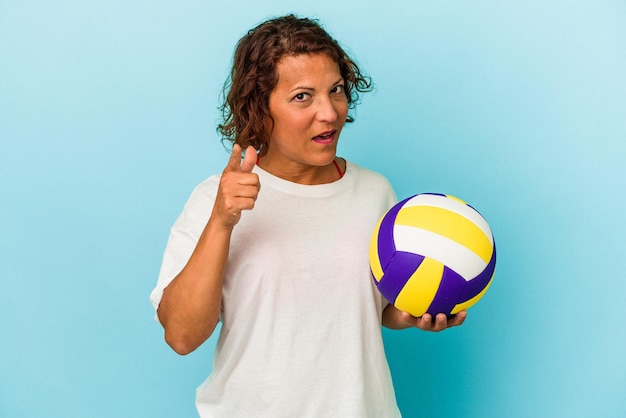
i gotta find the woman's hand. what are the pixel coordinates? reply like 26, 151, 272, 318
382, 304, 467, 332
213, 144, 260, 229
400, 310, 467, 332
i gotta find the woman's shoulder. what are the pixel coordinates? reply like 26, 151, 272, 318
181, 174, 221, 209
346, 161, 392, 184
346, 161, 396, 198
194, 174, 221, 191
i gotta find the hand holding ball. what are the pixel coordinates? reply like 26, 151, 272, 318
369, 193, 496, 317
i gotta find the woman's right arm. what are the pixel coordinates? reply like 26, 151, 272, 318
157, 145, 259, 355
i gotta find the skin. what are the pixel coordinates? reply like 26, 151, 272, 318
257, 53, 349, 184
382, 308, 467, 332
157, 52, 465, 355
157, 144, 259, 355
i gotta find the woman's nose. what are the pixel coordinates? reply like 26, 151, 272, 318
315, 97, 339, 122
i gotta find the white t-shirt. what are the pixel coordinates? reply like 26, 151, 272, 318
150, 162, 401, 417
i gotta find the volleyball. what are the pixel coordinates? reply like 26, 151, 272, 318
369, 193, 496, 317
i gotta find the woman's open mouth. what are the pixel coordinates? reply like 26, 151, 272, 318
312, 130, 336, 144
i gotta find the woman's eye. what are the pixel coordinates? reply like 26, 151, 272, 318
293, 93, 308, 101
332, 85, 345, 94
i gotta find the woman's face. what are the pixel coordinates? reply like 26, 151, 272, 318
261, 53, 348, 183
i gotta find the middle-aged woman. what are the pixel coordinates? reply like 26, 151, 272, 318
150, 14, 466, 417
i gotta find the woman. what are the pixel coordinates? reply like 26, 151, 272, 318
150, 14, 466, 417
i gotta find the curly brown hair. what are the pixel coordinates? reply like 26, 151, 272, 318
218, 14, 373, 156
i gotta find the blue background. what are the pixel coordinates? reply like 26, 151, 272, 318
2, 1, 625, 417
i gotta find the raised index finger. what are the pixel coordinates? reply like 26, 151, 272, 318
224, 144, 244, 173
240, 146, 257, 173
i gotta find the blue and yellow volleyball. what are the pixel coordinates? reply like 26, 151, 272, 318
369, 193, 496, 317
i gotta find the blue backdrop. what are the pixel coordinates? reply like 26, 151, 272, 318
2, 1, 625, 417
